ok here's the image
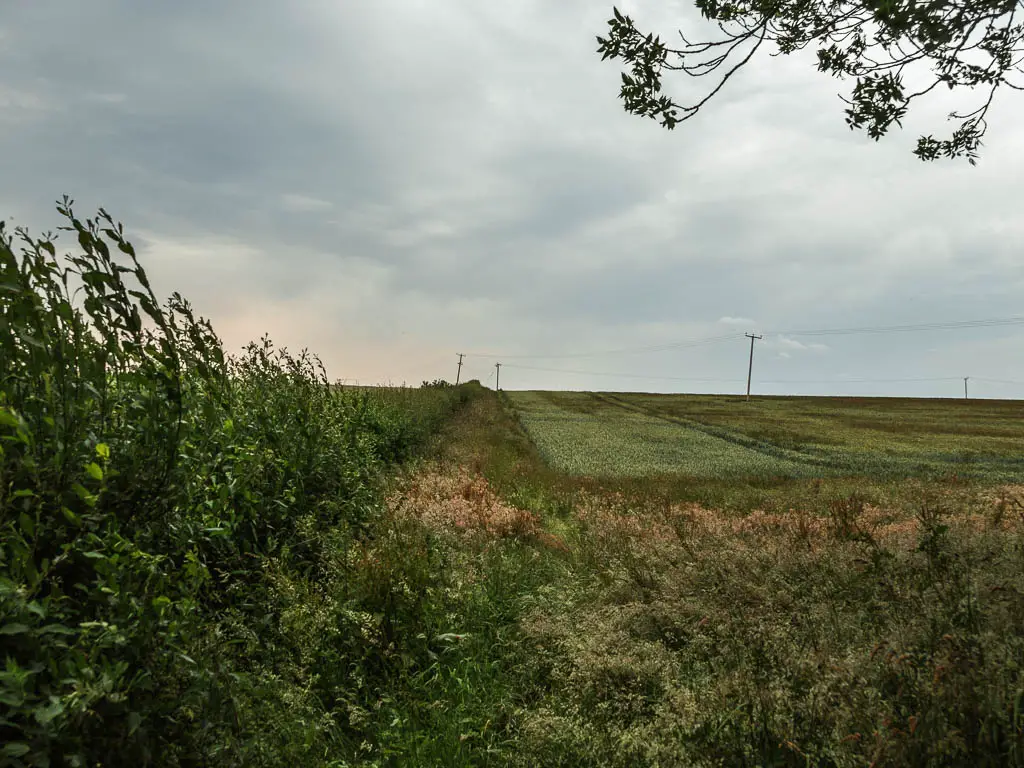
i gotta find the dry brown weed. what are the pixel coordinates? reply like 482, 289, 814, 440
389, 467, 559, 546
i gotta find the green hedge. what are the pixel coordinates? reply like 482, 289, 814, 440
0, 199, 466, 766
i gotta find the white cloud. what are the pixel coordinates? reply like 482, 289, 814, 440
778, 337, 807, 350
84, 91, 127, 104
281, 193, 333, 213
0, 84, 53, 117
769, 336, 829, 354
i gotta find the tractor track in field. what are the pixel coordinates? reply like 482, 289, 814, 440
508, 390, 1024, 483
590, 392, 848, 474
590, 393, 1024, 479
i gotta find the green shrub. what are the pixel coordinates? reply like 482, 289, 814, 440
0, 199, 467, 766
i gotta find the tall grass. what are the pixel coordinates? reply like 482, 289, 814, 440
428, 392, 1024, 767
509, 490, 1024, 767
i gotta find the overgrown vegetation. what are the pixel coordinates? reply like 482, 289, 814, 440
4, 200, 1024, 766
0, 200, 474, 766
509, 487, 1024, 767
483, 394, 1024, 767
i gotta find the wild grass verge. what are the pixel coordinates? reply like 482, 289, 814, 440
508, 485, 1024, 767
414, 392, 1024, 767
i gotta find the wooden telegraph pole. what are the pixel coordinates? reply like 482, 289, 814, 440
745, 333, 762, 401
495, 363, 501, 391
964, 376, 969, 400
456, 353, 464, 385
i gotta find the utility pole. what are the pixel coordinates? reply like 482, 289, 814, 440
745, 333, 762, 402
456, 353, 464, 385
495, 363, 501, 391
964, 376, 969, 400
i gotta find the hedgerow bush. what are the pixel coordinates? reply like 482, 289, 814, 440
0, 199, 466, 766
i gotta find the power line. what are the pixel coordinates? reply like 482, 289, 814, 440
465, 332, 742, 360
974, 377, 1024, 386
767, 315, 1024, 338
502, 364, 992, 387
758, 376, 964, 384
502, 363, 741, 383
463, 314, 1024, 362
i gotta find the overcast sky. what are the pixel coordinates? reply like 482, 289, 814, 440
3, 0, 1023, 398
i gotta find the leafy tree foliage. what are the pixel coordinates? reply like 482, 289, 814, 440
597, 0, 1024, 163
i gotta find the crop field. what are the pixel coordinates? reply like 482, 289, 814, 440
507, 390, 1024, 481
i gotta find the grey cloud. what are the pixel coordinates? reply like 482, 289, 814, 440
3, 0, 1024, 395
